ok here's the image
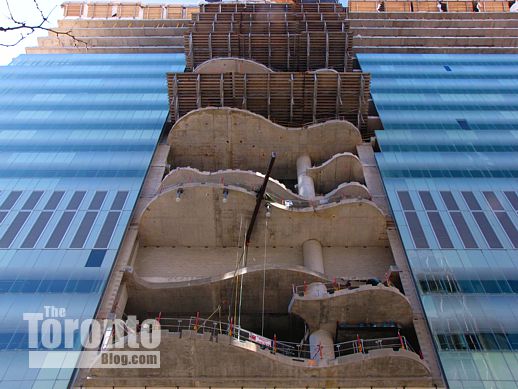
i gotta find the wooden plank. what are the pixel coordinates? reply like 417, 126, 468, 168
412, 1, 440, 11
384, 1, 413, 12
480, 1, 510, 11
143, 6, 163, 19
348, 1, 379, 12
446, 1, 474, 12
63, 3, 83, 17
167, 72, 371, 137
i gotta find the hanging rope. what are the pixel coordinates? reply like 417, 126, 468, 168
261, 217, 268, 336
229, 216, 244, 323
237, 243, 248, 340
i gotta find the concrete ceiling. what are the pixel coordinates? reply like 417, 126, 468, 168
138, 183, 387, 247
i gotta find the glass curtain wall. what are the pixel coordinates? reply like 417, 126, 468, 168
358, 54, 518, 389
0, 53, 184, 388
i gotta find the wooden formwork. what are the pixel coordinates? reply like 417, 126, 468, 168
184, 2, 352, 71
445, 1, 476, 11
384, 1, 413, 11
192, 11, 347, 22
198, 3, 346, 13
348, 0, 512, 12
479, 1, 510, 11
190, 20, 350, 33
62, 2, 85, 17
412, 1, 440, 11
185, 31, 352, 72
348, 1, 379, 12
167, 72, 371, 137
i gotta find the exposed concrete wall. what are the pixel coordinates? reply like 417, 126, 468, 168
126, 265, 326, 316
357, 144, 390, 214
26, 15, 189, 54
306, 152, 366, 190
323, 246, 394, 280
160, 167, 371, 201
134, 246, 394, 282
168, 108, 363, 180
134, 246, 303, 280
350, 12, 518, 54
139, 184, 388, 247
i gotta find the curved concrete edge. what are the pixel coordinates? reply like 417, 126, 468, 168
125, 265, 326, 315
306, 152, 365, 192
327, 181, 371, 200
137, 183, 387, 246
159, 166, 371, 200
288, 284, 414, 328
193, 57, 273, 74
167, 107, 362, 178
84, 332, 432, 387
130, 263, 327, 290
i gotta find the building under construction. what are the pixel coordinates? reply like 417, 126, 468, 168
0, 0, 518, 388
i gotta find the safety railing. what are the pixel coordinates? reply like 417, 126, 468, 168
135, 315, 414, 360
334, 335, 411, 357
292, 278, 385, 296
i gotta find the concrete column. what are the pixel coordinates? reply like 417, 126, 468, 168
296, 155, 316, 199
306, 282, 327, 297
303, 239, 324, 274
309, 327, 335, 361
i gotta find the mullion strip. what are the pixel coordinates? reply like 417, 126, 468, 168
494, 212, 518, 248
504, 192, 518, 211
472, 212, 503, 249
94, 211, 121, 249
67, 191, 86, 210
484, 192, 518, 248
450, 212, 478, 249
441, 191, 478, 248
70, 212, 98, 249
0, 212, 31, 248
0, 191, 22, 210
45, 211, 75, 248
22, 191, 44, 210
420, 191, 453, 248
111, 191, 129, 210
398, 191, 429, 249
462, 191, 502, 249
20, 212, 53, 249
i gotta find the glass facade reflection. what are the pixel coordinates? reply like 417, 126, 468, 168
358, 54, 518, 389
0, 54, 185, 388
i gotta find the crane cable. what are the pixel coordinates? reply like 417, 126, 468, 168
261, 217, 268, 336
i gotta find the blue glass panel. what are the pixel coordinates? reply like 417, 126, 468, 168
0, 53, 186, 388
358, 53, 518, 388
85, 250, 107, 268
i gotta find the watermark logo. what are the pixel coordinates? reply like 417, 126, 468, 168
23, 305, 161, 369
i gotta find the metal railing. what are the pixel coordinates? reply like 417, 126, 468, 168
134, 316, 414, 360
334, 336, 411, 357
292, 278, 384, 296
